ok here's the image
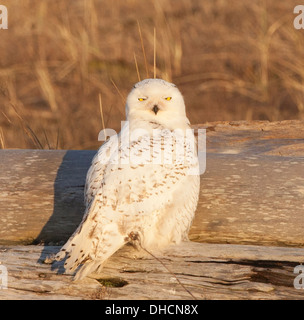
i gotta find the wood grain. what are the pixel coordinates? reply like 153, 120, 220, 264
1, 243, 304, 300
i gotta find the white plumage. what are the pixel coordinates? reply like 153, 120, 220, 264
55, 79, 200, 280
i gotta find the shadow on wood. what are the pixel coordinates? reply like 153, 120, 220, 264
33, 150, 95, 245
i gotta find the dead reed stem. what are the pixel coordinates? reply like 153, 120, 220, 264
0, 127, 5, 149
153, 27, 157, 79
110, 78, 125, 105
137, 20, 149, 79
133, 52, 141, 82
98, 93, 106, 139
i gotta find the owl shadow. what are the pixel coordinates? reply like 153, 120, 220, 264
34, 150, 96, 272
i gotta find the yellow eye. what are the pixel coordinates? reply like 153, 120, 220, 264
138, 97, 146, 101
165, 97, 172, 101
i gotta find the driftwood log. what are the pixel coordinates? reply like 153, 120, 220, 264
0, 120, 303, 246
0, 120, 304, 299
1, 243, 304, 300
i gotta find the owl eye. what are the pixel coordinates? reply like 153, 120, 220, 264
138, 97, 147, 101
165, 97, 172, 101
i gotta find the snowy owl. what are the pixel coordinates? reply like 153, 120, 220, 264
55, 78, 200, 280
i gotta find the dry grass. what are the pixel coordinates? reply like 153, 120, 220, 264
0, 0, 303, 149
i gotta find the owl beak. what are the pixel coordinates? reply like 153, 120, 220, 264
152, 105, 159, 115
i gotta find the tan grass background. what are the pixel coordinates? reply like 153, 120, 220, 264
0, 0, 303, 149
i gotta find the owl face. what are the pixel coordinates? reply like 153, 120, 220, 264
126, 79, 187, 125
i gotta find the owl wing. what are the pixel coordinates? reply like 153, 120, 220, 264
84, 124, 128, 207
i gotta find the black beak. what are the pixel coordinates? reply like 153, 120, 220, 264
152, 105, 159, 115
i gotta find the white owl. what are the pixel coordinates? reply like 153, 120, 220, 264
55, 79, 200, 280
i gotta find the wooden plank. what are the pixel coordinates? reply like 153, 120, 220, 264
0, 120, 303, 246
0, 243, 304, 300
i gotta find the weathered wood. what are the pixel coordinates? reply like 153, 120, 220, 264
0, 149, 93, 244
0, 242, 304, 300
0, 120, 303, 246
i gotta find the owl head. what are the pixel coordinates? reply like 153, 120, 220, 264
125, 79, 188, 128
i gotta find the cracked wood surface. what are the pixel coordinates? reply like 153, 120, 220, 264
0, 243, 304, 300
0, 120, 303, 246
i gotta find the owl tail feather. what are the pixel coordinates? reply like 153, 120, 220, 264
54, 217, 126, 281
73, 235, 125, 281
